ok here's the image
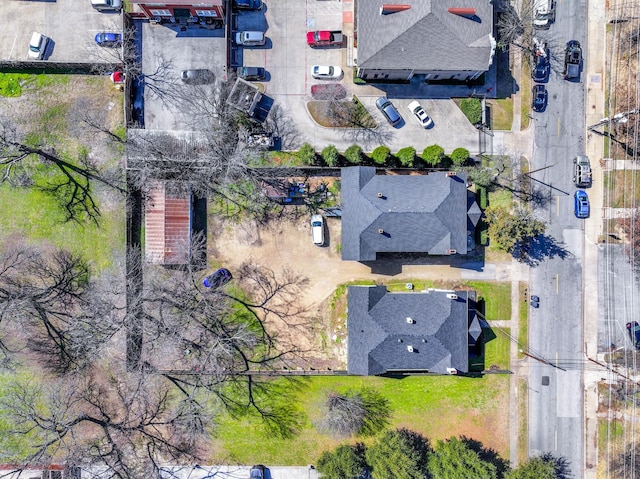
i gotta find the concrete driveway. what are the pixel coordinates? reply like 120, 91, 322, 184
0, 0, 122, 62
237, 0, 480, 154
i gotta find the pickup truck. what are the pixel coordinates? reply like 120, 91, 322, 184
306, 30, 344, 47
564, 40, 581, 80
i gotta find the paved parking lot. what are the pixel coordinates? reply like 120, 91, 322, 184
0, 0, 122, 62
234, 0, 480, 153
141, 23, 227, 131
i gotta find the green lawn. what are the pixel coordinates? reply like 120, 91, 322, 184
487, 99, 513, 131
465, 281, 511, 321
0, 185, 124, 270
483, 327, 511, 370
215, 374, 510, 465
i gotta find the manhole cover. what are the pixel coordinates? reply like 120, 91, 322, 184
542, 376, 550, 386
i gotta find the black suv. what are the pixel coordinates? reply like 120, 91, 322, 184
564, 40, 582, 80
532, 49, 550, 83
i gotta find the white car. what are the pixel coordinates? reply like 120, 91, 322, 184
311, 65, 343, 80
311, 214, 324, 246
407, 101, 434, 128
28, 32, 48, 60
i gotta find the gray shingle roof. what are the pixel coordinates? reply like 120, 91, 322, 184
347, 286, 471, 375
341, 167, 469, 261
357, 0, 494, 71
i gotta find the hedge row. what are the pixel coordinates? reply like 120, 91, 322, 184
296, 143, 471, 169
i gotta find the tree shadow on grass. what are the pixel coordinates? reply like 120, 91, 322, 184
461, 436, 510, 477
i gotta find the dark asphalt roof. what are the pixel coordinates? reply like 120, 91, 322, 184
357, 0, 494, 72
340, 167, 470, 261
347, 286, 472, 375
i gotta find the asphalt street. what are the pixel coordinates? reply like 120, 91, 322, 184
526, 0, 588, 474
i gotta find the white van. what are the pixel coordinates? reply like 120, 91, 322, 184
91, 0, 122, 12
311, 214, 324, 246
28, 32, 48, 60
532, 0, 554, 29
234, 31, 266, 46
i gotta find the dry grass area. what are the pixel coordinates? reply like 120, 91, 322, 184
607, 8, 640, 160
306, 98, 376, 128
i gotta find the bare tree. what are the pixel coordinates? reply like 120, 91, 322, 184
0, 370, 209, 477
315, 388, 391, 438
495, 0, 536, 53
0, 242, 122, 374
264, 104, 302, 151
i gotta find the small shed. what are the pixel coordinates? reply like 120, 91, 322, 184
145, 181, 192, 265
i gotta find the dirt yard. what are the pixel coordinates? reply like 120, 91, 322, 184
209, 210, 511, 368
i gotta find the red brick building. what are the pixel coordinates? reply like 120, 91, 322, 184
130, 0, 224, 26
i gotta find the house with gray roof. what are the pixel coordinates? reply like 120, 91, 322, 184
341, 167, 479, 261
347, 286, 480, 375
356, 1, 496, 82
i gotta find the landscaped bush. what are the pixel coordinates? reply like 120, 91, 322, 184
322, 145, 340, 167
459, 98, 482, 125
476, 186, 488, 209
422, 144, 445, 167
297, 143, 317, 165
353, 67, 366, 85
344, 144, 365, 164
371, 146, 391, 165
450, 147, 470, 166
396, 147, 416, 167
480, 228, 489, 246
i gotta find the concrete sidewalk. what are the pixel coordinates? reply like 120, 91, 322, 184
583, 0, 607, 476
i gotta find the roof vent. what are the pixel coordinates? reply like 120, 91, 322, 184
407, 345, 414, 352
380, 4, 411, 15
378, 228, 385, 234
377, 192, 383, 198
447, 171, 457, 177
398, 338, 403, 343
406, 317, 414, 324
446, 367, 458, 375
446, 293, 458, 300
448, 8, 477, 17
447, 249, 457, 254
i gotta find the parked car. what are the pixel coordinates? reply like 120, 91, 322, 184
249, 465, 265, 479
91, 0, 122, 12
306, 30, 344, 47
203, 268, 233, 289
95, 32, 122, 47
564, 40, 582, 80
531, 84, 548, 112
28, 32, 48, 60
234, 0, 263, 10
110, 71, 125, 84
311, 214, 325, 246
234, 31, 266, 46
310, 84, 347, 100
532, 50, 550, 83
407, 100, 434, 128
238, 67, 266, 81
311, 65, 343, 80
572, 155, 592, 187
627, 322, 640, 349
574, 190, 590, 218
180, 69, 214, 85
375, 97, 402, 126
